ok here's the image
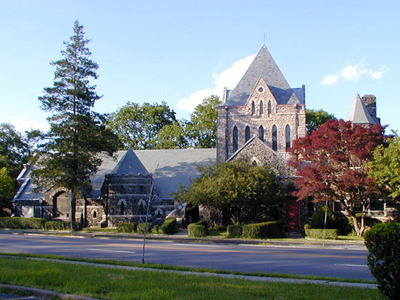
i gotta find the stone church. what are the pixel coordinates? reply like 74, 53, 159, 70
12, 44, 381, 230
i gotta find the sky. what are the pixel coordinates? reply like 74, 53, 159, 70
1, 0, 399, 134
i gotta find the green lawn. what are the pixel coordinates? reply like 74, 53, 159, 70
0, 255, 382, 300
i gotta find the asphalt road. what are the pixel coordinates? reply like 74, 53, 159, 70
0, 233, 373, 280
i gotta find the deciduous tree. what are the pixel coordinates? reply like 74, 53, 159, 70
306, 109, 336, 135
32, 21, 118, 222
156, 121, 188, 149
174, 160, 282, 225
108, 101, 177, 149
290, 119, 385, 236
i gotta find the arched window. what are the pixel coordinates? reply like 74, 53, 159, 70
233, 126, 238, 152
120, 201, 125, 215
260, 101, 264, 115
268, 101, 272, 116
92, 210, 97, 218
259, 125, 264, 141
245, 126, 250, 142
285, 125, 291, 151
272, 125, 278, 151
251, 101, 255, 114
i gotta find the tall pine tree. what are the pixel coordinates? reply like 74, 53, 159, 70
33, 20, 119, 223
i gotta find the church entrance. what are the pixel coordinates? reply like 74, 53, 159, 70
286, 199, 300, 231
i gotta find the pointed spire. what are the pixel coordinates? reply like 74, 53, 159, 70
226, 45, 301, 106
346, 93, 376, 125
111, 148, 149, 175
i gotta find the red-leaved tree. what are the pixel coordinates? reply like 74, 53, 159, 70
290, 119, 385, 236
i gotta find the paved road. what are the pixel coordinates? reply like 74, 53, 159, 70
0, 233, 373, 280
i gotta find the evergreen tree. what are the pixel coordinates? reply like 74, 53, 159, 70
32, 20, 118, 222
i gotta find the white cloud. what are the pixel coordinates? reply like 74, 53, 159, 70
322, 62, 388, 85
14, 117, 49, 133
177, 54, 256, 111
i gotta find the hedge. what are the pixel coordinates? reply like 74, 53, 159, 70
0, 217, 46, 229
161, 217, 178, 235
116, 222, 137, 233
227, 225, 242, 238
305, 228, 338, 240
44, 220, 82, 231
187, 224, 207, 237
137, 222, 152, 234
242, 221, 284, 239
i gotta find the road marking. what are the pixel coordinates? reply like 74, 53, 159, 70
87, 248, 136, 254
334, 264, 368, 268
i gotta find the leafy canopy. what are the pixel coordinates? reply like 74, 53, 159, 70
174, 160, 283, 225
290, 119, 385, 236
306, 109, 336, 135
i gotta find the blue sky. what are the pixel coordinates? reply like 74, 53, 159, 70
1, 1, 399, 134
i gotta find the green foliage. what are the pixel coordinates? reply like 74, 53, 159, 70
304, 228, 338, 240
174, 160, 283, 225
156, 121, 188, 149
185, 95, 220, 148
32, 21, 119, 222
0, 167, 15, 213
44, 220, 82, 231
108, 101, 177, 149
369, 135, 400, 200
137, 222, 152, 234
306, 109, 336, 135
242, 221, 285, 239
0, 217, 46, 229
364, 222, 400, 300
160, 217, 178, 235
116, 222, 137, 233
227, 225, 242, 238
187, 223, 208, 237
311, 205, 337, 229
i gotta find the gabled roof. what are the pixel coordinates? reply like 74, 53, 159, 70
225, 45, 303, 106
110, 148, 148, 175
346, 93, 376, 125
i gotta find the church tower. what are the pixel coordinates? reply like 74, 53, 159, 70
217, 45, 306, 162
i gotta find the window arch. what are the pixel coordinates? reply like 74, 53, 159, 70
268, 101, 272, 116
272, 125, 278, 151
245, 126, 250, 142
259, 125, 264, 141
233, 126, 238, 152
285, 125, 291, 151
251, 101, 255, 114
120, 202, 125, 215
260, 101, 264, 114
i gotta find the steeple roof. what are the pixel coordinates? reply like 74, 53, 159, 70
346, 93, 376, 125
225, 45, 303, 106
110, 148, 149, 175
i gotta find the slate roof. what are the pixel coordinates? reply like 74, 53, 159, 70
14, 148, 216, 202
225, 45, 304, 106
346, 93, 376, 125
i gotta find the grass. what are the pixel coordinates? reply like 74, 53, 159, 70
0, 255, 382, 300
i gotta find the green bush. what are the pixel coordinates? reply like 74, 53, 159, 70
44, 220, 82, 231
187, 224, 208, 237
116, 222, 137, 233
364, 222, 400, 300
242, 221, 284, 239
137, 222, 152, 234
311, 206, 337, 229
305, 228, 338, 240
227, 225, 242, 238
0, 217, 46, 229
161, 217, 178, 235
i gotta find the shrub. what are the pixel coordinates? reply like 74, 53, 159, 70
304, 228, 338, 240
0, 217, 46, 229
364, 222, 400, 300
187, 224, 207, 237
160, 218, 178, 235
242, 221, 284, 239
227, 225, 242, 238
137, 223, 152, 234
116, 222, 137, 233
44, 220, 82, 231
311, 206, 337, 229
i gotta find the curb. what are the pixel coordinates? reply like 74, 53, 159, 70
0, 284, 102, 300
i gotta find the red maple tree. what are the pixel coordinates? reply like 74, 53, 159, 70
290, 119, 385, 236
